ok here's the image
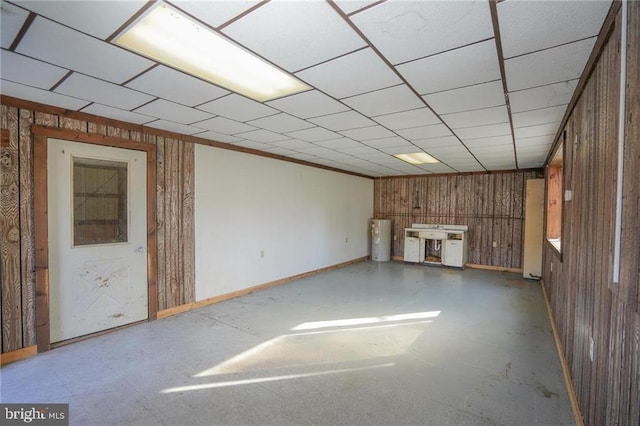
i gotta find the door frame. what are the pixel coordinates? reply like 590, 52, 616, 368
33, 126, 157, 352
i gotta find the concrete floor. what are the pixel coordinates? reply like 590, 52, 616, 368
1, 261, 574, 425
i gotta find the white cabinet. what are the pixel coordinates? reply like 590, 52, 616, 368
404, 237, 421, 263
443, 238, 465, 267
404, 224, 468, 268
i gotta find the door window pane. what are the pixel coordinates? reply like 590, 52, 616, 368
73, 157, 128, 246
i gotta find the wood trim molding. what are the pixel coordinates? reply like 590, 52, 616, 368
157, 256, 368, 319
0, 345, 37, 366
465, 263, 523, 273
540, 280, 584, 426
33, 129, 157, 351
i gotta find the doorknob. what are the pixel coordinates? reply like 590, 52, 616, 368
135, 246, 145, 254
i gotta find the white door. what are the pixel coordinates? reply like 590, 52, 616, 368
48, 138, 148, 343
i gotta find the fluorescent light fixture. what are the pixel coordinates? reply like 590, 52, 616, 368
394, 152, 439, 165
114, 2, 310, 102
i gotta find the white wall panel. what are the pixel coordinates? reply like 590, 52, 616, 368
194, 145, 373, 300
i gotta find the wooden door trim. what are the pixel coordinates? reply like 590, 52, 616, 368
33, 126, 157, 352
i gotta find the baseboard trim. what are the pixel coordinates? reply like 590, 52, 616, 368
0, 345, 37, 366
466, 263, 522, 273
540, 280, 584, 426
157, 256, 368, 320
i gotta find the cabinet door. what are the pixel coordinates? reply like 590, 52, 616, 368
443, 240, 463, 267
404, 237, 421, 262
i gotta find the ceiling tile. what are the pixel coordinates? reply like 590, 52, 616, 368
297, 145, 340, 157
517, 142, 552, 153
296, 48, 402, 99
413, 136, 460, 150
505, 38, 596, 91
342, 85, 423, 116
509, 80, 578, 113
286, 127, 341, 142
222, 1, 365, 72
516, 135, 556, 147
192, 117, 257, 134
442, 106, 509, 129
191, 130, 244, 144
268, 139, 317, 150
126, 65, 229, 107
378, 145, 420, 155
16, 1, 146, 39
498, 0, 611, 58
134, 99, 212, 124
334, 1, 379, 15
1, 50, 68, 89
396, 124, 454, 141
1, 2, 30, 49
463, 135, 513, 148
55, 73, 154, 110
360, 136, 411, 149
512, 105, 567, 128
309, 110, 375, 131
197, 94, 278, 121
339, 145, 381, 155
145, 119, 205, 135
314, 137, 364, 150
340, 126, 396, 141
235, 129, 290, 143
424, 80, 505, 115
81, 103, 154, 125
266, 90, 349, 119
171, 1, 262, 28
455, 123, 512, 139
0, 80, 90, 110
16, 17, 153, 84
514, 123, 560, 139
397, 39, 500, 95
373, 108, 440, 130
247, 113, 314, 133
352, 0, 493, 65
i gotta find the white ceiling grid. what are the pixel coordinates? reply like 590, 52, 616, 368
0, 0, 612, 177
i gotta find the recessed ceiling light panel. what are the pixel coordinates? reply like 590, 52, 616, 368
114, 2, 310, 102
394, 152, 440, 165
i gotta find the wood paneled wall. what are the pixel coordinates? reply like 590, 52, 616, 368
0, 102, 195, 354
373, 170, 542, 269
542, 3, 640, 425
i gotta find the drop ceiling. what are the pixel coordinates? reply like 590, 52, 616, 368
0, 0, 611, 177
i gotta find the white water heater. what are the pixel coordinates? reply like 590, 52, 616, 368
371, 219, 392, 262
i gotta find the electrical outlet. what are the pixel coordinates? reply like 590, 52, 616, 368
492, 241, 497, 248
589, 337, 594, 362
260, 250, 264, 258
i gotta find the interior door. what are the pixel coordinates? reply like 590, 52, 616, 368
47, 138, 148, 343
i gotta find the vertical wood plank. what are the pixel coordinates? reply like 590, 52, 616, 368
1, 107, 22, 352
181, 141, 195, 304
153, 135, 166, 311
19, 109, 36, 346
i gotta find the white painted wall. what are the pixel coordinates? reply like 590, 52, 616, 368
194, 144, 373, 301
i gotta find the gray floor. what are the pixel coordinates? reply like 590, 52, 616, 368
0, 261, 574, 426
